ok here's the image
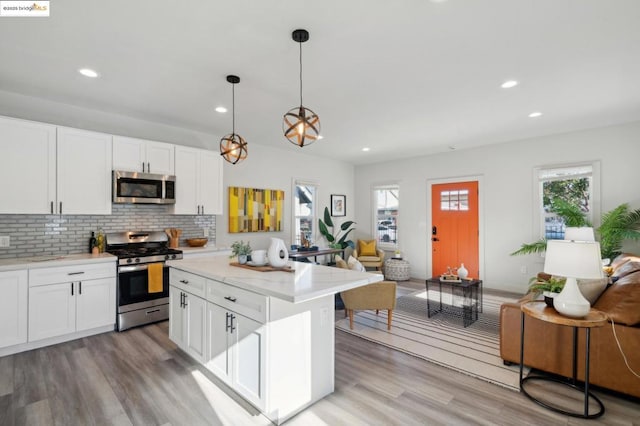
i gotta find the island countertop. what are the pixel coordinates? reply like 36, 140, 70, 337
168, 255, 383, 303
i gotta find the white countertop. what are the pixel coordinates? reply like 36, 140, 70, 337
0, 253, 116, 272
179, 245, 230, 255
168, 255, 383, 304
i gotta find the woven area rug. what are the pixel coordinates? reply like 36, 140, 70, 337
335, 289, 527, 391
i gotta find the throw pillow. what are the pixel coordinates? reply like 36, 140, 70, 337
347, 255, 366, 272
577, 278, 608, 305
358, 240, 377, 256
334, 255, 348, 269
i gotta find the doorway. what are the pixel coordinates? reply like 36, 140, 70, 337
430, 180, 479, 278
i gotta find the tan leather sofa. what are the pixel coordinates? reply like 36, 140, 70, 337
500, 254, 640, 399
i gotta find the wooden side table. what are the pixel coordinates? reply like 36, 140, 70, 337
519, 301, 607, 419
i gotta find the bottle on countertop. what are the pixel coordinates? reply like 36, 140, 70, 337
89, 231, 96, 253
96, 229, 105, 253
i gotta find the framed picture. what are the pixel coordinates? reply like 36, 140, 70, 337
331, 194, 346, 217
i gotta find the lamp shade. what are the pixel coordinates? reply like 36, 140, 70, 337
564, 227, 595, 242
544, 240, 602, 279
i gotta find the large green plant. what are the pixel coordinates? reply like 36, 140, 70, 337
318, 207, 356, 249
511, 201, 640, 259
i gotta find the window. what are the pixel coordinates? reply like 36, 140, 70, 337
373, 185, 399, 246
294, 182, 316, 246
440, 189, 469, 211
537, 164, 595, 239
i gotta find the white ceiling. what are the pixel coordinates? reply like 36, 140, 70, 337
1, 0, 640, 165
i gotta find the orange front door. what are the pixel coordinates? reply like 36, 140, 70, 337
431, 181, 479, 278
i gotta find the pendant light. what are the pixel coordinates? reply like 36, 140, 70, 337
220, 75, 248, 164
283, 29, 321, 147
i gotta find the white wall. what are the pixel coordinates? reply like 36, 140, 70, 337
217, 143, 354, 253
354, 121, 640, 293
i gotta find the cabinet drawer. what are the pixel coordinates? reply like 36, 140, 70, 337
29, 262, 116, 287
207, 280, 267, 323
170, 268, 206, 298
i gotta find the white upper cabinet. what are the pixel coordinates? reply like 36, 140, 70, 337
112, 135, 175, 175
0, 116, 112, 215
0, 116, 56, 214
174, 146, 222, 215
57, 127, 112, 215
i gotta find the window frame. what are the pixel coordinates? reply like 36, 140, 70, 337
532, 161, 601, 240
371, 183, 399, 250
292, 179, 318, 247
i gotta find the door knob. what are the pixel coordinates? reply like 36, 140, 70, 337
432, 237, 439, 242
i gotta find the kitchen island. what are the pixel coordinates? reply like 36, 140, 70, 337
167, 256, 383, 424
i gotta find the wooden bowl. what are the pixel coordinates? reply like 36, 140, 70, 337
186, 238, 208, 247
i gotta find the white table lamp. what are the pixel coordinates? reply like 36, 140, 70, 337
564, 227, 595, 242
544, 240, 603, 318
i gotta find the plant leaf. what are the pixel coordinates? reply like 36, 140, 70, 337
340, 221, 355, 231
510, 239, 547, 256
323, 207, 334, 227
318, 219, 334, 242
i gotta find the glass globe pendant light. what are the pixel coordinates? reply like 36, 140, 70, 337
283, 29, 321, 147
220, 75, 248, 164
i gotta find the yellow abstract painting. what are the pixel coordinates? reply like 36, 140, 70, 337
228, 187, 285, 233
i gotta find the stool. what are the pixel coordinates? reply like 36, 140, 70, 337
385, 258, 410, 281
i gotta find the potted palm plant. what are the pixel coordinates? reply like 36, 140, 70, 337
318, 207, 356, 249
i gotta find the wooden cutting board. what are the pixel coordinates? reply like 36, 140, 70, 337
230, 262, 294, 273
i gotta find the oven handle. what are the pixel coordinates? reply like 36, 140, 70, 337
118, 263, 166, 273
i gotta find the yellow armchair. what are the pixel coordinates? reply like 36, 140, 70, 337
353, 239, 385, 271
340, 281, 397, 330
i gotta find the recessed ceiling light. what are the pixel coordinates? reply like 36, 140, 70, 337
78, 68, 99, 78
501, 80, 519, 89
362, 147, 370, 152
215, 106, 227, 113
528, 111, 543, 118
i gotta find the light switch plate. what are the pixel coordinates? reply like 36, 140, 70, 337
0, 236, 9, 248
203, 228, 210, 237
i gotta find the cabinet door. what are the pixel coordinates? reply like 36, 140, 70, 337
169, 286, 185, 347
232, 313, 264, 408
0, 116, 56, 214
0, 270, 28, 348
199, 150, 223, 215
76, 278, 115, 331
29, 282, 76, 341
146, 141, 175, 175
205, 302, 231, 383
112, 135, 145, 172
57, 127, 112, 214
174, 146, 199, 214
185, 293, 207, 363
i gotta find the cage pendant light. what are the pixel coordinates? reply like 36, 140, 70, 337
283, 29, 321, 147
220, 75, 248, 164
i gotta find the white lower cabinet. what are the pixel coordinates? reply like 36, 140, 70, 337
0, 269, 28, 349
28, 262, 116, 342
169, 286, 207, 363
206, 302, 265, 408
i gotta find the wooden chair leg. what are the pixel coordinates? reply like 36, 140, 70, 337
376, 309, 379, 315
348, 309, 355, 330
387, 309, 393, 330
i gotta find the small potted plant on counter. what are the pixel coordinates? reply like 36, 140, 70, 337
230, 240, 252, 264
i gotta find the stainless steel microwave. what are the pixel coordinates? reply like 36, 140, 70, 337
112, 170, 176, 204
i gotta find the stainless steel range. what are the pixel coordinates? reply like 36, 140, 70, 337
106, 231, 183, 331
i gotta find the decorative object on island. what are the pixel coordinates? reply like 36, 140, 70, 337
457, 263, 469, 280
318, 206, 356, 249
267, 237, 289, 267
219, 75, 248, 164
544, 240, 603, 318
230, 240, 252, 264
330, 194, 346, 217
228, 186, 284, 233
283, 28, 321, 147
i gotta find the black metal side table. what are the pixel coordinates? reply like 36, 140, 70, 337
519, 302, 607, 419
425, 277, 483, 327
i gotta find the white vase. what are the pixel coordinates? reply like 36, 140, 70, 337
457, 263, 468, 280
267, 238, 289, 268
553, 277, 591, 318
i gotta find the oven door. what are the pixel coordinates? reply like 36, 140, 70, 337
118, 263, 169, 307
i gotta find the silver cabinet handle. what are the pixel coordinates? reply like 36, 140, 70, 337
59, 202, 63, 215
202, 205, 205, 215
67, 271, 85, 276
79, 281, 82, 295
50, 201, 54, 214
180, 279, 189, 284
146, 309, 160, 315
230, 313, 236, 333
71, 282, 74, 296
147, 162, 150, 173
224, 296, 237, 303
142, 162, 146, 172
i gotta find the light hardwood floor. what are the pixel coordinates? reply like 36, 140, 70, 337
1, 292, 639, 425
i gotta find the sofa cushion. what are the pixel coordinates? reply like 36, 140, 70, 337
334, 254, 348, 269
358, 240, 377, 256
610, 253, 640, 271
613, 260, 640, 279
347, 256, 366, 272
593, 270, 640, 326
